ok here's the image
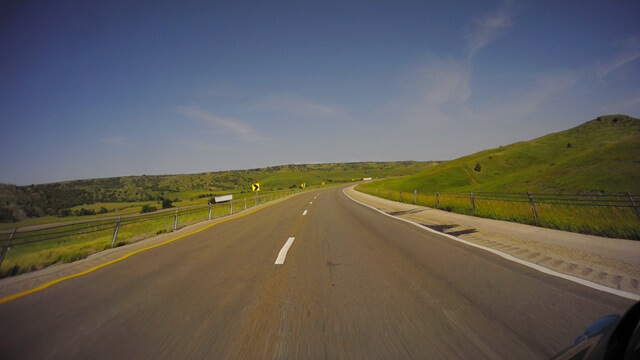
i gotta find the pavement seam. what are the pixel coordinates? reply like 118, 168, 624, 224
342, 187, 640, 301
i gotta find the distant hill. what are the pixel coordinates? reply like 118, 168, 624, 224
0, 161, 435, 223
363, 114, 640, 194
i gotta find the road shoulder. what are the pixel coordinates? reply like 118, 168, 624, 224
346, 186, 640, 296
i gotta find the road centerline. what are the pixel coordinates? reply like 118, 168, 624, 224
275, 237, 296, 265
303, 210, 308, 216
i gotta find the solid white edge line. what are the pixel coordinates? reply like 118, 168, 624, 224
303, 210, 308, 216
275, 237, 296, 265
342, 188, 640, 301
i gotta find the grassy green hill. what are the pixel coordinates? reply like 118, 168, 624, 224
361, 115, 640, 195
0, 161, 435, 227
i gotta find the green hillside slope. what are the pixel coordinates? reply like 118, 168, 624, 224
0, 161, 434, 225
363, 115, 640, 194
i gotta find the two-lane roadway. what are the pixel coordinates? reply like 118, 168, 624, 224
0, 185, 634, 359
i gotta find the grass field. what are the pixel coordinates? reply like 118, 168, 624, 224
357, 115, 640, 239
357, 187, 640, 240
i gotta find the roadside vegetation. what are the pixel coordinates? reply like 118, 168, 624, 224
357, 115, 640, 239
0, 161, 435, 229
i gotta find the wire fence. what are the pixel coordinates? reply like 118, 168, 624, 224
358, 187, 640, 240
0, 188, 308, 274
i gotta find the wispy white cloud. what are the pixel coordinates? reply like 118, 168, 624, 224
177, 105, 267, 142
466, 2, 516, 58
413, 59, 471, 106
101, 136, 125, 146
384, 58, 472, 128
599, 93, 640, 115
473, 71, 579, 123
594, 36, 640, 82
385, 2, 518, 127
597, 51, 640, 80
254, 94, 349, 120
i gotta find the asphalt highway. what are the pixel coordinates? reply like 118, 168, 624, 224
0, 185, 634, 359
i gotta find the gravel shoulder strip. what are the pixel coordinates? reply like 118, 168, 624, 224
347, 186, 640, 296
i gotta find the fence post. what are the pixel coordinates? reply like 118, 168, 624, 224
436, 191, 440, 209
470, 192, 475, 211
270, 194, 272, 202
414, 190, 417, 204
244, 197, 247, 210
110, 218, 121, 247
174, 208, 179, 231
0, 227, 18, 268
208, 204, 212, 220
255, 192, 258, 206
628, 192, 640, 220
527, 192, 538, 223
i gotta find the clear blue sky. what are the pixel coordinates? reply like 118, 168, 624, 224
1, 0, 639, 185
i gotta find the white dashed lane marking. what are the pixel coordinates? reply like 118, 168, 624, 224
275, 237, 296, 265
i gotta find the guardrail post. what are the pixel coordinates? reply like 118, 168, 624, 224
270, 194, 273, 202
414, 190, 417, 204
174, 208, 179, 231
110, 218, 121, 247
399, 191, 402, 202
244, 197, 247, 210
628, 192, 640, 220
255, 192, 258, 206
528, 192, 538, 223
230, 200, 233, 215
436, 191, 439, 208
0, 227, 18, 268
208, 204, 212, 220
470, 192, 475, 211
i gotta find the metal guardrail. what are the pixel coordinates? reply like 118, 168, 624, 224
0, 189, 308, 268
367, 188, 640, 223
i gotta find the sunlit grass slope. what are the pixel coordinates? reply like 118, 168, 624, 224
361, 115, 640, 194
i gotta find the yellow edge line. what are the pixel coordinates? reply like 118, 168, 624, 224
0, 196, 289, 305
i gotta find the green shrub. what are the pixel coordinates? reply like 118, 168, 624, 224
162, 199, 173, 209
140, 205, 157, 213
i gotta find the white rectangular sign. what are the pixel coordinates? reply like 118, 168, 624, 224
213, 194, 233, 203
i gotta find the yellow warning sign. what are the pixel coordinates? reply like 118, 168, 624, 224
252, 183, 260, 191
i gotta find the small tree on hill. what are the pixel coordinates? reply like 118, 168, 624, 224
162, 199, 173, 209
